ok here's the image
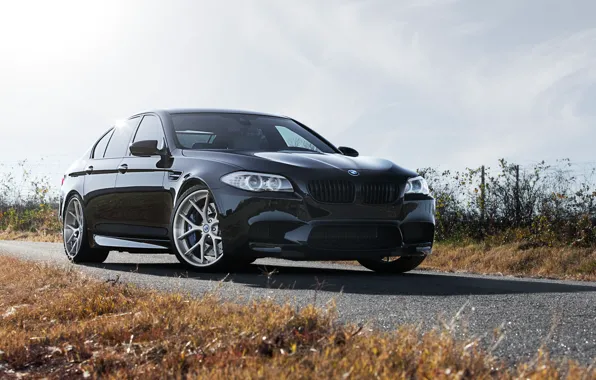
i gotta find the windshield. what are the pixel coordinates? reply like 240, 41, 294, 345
170, 113, 336, 153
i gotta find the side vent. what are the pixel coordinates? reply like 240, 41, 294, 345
168, 171, 182, 181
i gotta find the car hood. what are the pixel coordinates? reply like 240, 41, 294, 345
181, 150, 418, 177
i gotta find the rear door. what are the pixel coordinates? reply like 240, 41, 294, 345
113, 114, 171, 239
84, 117, 139, 236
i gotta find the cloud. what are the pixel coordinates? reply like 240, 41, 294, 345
249, 0, 596, 169
0, 0, 595, 181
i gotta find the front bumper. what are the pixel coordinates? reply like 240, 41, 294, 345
212, 186, 435, 261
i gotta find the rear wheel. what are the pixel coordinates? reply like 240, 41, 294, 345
172, 186, 230, 271
63, 195, 109, 263
357, 255, 426, 274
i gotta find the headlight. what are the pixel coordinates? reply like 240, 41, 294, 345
221, 171, 294, 192
405, 176, 430, 195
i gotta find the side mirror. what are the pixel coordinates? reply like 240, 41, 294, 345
338, 146, 359, 157
130, 140, 163, 156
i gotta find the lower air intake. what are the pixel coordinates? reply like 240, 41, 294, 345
308, 225, 402, 251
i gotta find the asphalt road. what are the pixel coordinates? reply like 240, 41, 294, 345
1, 240, 595, 364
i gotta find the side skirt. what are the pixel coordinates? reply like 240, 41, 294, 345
93, 235, 172, 254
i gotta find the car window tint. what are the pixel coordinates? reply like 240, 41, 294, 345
131, 115, 165, 154
275, 126, 321, 152
177, 131, 215, 148
170, 113, 335, 153
133, 115, 164, 142
92, 129, 114, 159
104, 117, 140, 159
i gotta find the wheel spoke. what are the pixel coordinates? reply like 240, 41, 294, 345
180, 214, 198, 228
68, 211, 77, 221
208, 203, 218, 218
189, 199, 206, 220
177, 228, 198, 240
211, 235, 222, 241
65, 231, 75, 245
212, 238, 220, 258
199, 235, 206, 262
66, 224, 77, 231
203, 193, 210, 220
183, 236, 203, 257
74, 203, 80, 222
68, 237, 78, 254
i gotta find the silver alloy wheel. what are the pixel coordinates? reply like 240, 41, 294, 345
63, 197, 84, 259
173, 189, 224, 267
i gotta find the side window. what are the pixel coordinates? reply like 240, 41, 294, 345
104, 117, 141, 159
275, 126, 321, 152
131, 115, 165, 154
92, 129, 113, 159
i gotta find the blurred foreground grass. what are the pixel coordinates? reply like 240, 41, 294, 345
0, 255, 593, 379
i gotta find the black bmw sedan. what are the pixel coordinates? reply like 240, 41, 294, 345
60, 109, 435, 273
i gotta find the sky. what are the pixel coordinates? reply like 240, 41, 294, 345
1, 0, 595, 185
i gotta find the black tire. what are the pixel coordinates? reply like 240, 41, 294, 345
171, 185, 233, 272
357, 255, 426, 274
62, 194, 110, 264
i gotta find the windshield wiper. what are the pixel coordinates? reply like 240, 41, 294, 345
279, 147, 320, 153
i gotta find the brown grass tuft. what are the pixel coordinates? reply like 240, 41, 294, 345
424, 243, 596, 281
0, 255, 593, 379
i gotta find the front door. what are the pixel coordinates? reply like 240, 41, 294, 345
113, 114, 171, 239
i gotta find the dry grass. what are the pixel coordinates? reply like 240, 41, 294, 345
0, 256, 594, 379
424, 243, 596, 281
0, 229, 61, 243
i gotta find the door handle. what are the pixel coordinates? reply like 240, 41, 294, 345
85, 165, 94, 174
118, 163, 129, 173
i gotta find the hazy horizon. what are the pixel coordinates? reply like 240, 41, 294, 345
1, 0, 595, 185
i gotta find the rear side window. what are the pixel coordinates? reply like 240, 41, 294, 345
104, 117, 141, 159
131, 115, 165, 153
92, 129, 113, 159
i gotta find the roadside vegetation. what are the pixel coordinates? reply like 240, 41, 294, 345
1, 159, 595, 280
0, 255, 593, 379
425, 243, 596, 281
421, 159, 596, 248
418, 159, 596, 281
0, 162, 60, 242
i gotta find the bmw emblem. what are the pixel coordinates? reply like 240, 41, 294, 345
348, 170, 359, 176
203, 225, 211, 233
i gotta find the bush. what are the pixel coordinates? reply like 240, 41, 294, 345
0, 161, 60, 235
419, 159, 596, 247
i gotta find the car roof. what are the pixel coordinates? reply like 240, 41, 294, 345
134, 108, 289, 119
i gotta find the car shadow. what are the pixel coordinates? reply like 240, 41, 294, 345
83, 260, 596, 297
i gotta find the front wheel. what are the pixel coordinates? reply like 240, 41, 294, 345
357, 255, 426, 274
63, 195, 109, 263
172, 186, 230, 271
